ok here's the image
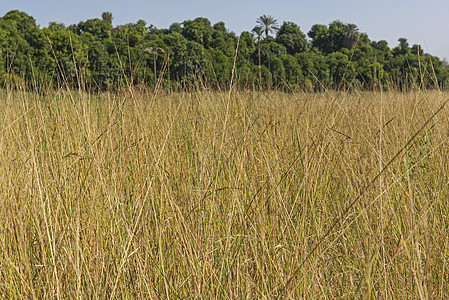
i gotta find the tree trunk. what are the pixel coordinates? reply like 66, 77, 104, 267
343, 37, 359, 50
258, 38, 261, 89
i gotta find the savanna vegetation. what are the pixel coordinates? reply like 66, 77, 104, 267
0, 87, 448, 298
0, 10, 448, 92
1, 9, 449, 300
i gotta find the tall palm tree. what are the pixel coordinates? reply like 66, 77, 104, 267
343, 24, 360, 50
101, 12, 113, 24
252, 25, 263, 86
256, 15, 279, 38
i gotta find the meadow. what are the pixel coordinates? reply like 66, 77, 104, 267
0, 87, 448, 299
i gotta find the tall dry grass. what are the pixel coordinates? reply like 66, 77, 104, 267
0, 88, 448, 299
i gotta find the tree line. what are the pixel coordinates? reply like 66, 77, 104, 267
1, 10, 448, 92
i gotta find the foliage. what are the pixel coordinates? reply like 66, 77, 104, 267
342, 23, 359, 50
256, 14, 279, 38
276, 21, 308, 54
0, 10, 448, 91
182, 17, 213, 48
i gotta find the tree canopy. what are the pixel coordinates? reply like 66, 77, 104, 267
0, 10, 447, 92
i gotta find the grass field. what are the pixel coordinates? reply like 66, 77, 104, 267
0, 88, 448, 299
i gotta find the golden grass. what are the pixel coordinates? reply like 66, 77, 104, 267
0, 88, 448, 299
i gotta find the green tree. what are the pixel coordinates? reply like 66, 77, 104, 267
326, 51, 356, 88
74, 17, 112, 40
393, 38, 410, 56
252, 25, 263, 85
371, 40, 391, 66
269, 56, 285, 86
182, 17, 213, 48
164, 32, 208, 84
1, 10, 448, 92
0, 10, 40, 80
328, 20, 347, 53
411, 44, 423, 56
308, 20, 348, 54
211, 21, 237, 56
256, 15, 279, 38
41, 23, 89, 88
169, 23, 182, 34
257, 40, 287, 66
308, 24, 331, 53
211, 48, 232, 88
237, 31, 255, 61
101, 12, 113, 25
2, 10, 37, 33
236, 31, 256, 87
80, 32, 112, 90
281, 54, 303, 89
296, 51, 331, 89
276, 21, 308, 54
342, 23, 359, 50
0, 27, 7, 74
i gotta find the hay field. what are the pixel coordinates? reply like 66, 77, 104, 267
0, 88, 448, 299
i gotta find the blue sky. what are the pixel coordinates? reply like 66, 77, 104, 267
1, 0, 449, 59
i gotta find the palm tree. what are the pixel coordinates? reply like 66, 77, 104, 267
256, 15, 279, 38
252, 25, 263, 86
101, 12, 113, 24
343, 24, 360, 50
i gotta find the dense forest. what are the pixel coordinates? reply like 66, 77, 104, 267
0, 10, 448, 92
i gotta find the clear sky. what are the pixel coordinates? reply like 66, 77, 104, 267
1, 0, 449, 59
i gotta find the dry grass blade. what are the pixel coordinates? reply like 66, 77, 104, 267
275, 97, 449, 298
1, 88, 448, 299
